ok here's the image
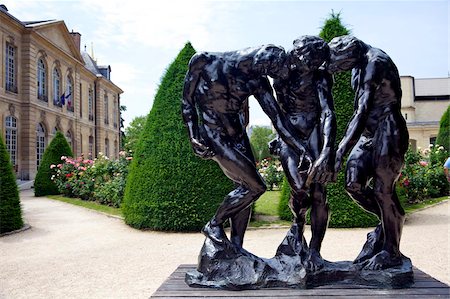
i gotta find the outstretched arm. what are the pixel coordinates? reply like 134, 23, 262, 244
254, 78, 311, 161
181, 54, 214, 158
307, 72, 337, 184
335, 67, 374, 172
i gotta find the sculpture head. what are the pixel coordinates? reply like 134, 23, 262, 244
253, 45, 289, 79
289, 35, 330, 73
328, 35, 368, 73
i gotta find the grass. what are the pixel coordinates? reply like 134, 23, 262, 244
46, 195, 123, 217
403, 195, 449, 213
254, 191, 281, 215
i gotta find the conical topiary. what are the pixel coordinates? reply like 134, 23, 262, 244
0, 134, 23, 234
122, 42, 233, 231
34, 131, 73, 196
278, 11, 378, 227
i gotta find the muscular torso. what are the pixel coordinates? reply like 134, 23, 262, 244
274, 71, 322, 138
354, 48, 406, 137
192, 51, 263, 138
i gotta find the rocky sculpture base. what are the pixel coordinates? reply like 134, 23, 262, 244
185, 225, 414, 290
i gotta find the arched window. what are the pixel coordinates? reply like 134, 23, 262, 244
66, 75, 74, 112
36, 123, 46, 169
105, 138, 109, 157
104, 93, 109, 125
53, 68, 61, 106
51, 127, 58, 138
5, 116, 18, 167
5, 42, 17, 93
88, 88, 94, 121
113, 96, 118, 128
65, 130, 73, 149
88, 135, 94, 157
37, 58, 47, 101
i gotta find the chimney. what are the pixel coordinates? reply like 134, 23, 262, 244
70, 30, 81, 53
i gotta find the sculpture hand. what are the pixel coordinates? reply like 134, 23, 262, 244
268, 137, 281, 156
306, 156, 334, 186
191, 138, 215, 159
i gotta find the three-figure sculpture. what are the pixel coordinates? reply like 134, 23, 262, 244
182, 35, 413, 289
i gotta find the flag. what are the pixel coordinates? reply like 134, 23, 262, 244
60, 93, 65, 105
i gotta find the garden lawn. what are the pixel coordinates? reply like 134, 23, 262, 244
47, 195, 122, 217
254, 191, 281, 215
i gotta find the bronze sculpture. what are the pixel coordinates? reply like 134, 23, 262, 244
328, 35, 409, 270
183, 36, 413, 289
182, 45, 309, 250
271, 35, 336, 270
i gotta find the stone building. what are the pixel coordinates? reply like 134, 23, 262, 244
401, 76, 449, 150
0, 5, 123, 180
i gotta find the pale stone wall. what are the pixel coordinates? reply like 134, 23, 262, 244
1, 10, 123, 180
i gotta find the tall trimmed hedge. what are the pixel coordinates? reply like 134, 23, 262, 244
436, 105, 449, 150
0, 134, 23, 234
278, 12, 378, 227
122, 42, 233, 231
34, 131, 73, 196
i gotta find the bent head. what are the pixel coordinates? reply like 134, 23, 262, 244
328, 35, 367, 73
289, 35, 330, 73
253, 45, 289, 79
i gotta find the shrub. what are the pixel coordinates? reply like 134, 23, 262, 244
278, 177, 293, 221
257, 158, 284, 191
0, 134, 23, 234
34, 131, 73, 196
400, 145, 449, 202
122, 42, 233, 231
436, 105, 449, 150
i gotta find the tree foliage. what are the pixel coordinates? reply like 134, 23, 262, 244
34, 131, 73, 196
250, 126, 275, 162
436, 105, 449, 150
122, 42, 233, 231
123, 115, 147, 153
279, 11, 378, 227
0, 134, 23, 233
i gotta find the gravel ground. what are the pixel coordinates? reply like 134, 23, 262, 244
0, 190, 448, 298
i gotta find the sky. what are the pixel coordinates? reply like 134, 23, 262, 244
4, 0, 449, 128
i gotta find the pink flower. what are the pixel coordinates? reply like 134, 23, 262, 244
403, 179, 410, 187
57, 164, 63, 168
50, 164, 56, 169
126, 157, 133, 160
419, 161, 428, 167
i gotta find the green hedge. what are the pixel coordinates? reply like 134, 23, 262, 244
436, 105, 449, 150
34, 131, 73, 196
278, 12, 378, 228
0, 134, 23, 234
122, 42, 233, 231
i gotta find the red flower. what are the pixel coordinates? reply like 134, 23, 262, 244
65, 173, 73, 178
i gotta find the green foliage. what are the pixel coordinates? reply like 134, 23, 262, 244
52, 153, 131, 207
34, 131, 73, 196
399, 145, 449, 202
122, 42, 233, 231
257, 158, 284, 191
250, 126, 275, 162
436, 105, 449, 150
278, 177, 293, 221
278, 11, 378, 227
123, 115, 147, 153
0, 134, 23, 234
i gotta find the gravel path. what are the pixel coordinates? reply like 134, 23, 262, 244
0, 190, 448, 298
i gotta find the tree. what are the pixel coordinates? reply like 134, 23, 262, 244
0, 134, 23, 234
250, 125, 275, 162
122, 42, 233, 231
123, 115, 147, 153
278, 11, 378, 227
120, 105, 127, 149
436, 105, 449, 150
34, 131, 73, 196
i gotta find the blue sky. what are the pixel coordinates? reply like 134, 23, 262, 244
5, 0, 449, 127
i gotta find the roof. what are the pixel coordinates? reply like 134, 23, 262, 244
81, 51, 101, 75
415, 77, 450, 96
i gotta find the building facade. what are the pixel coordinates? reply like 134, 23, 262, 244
0, 5, 123, 180
401, 76, 449, 150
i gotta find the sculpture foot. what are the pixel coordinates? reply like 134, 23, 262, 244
362, 250, 403, 270
202, 221, 228, 244
304, 249, 325, 272
354, 225, 383, 264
